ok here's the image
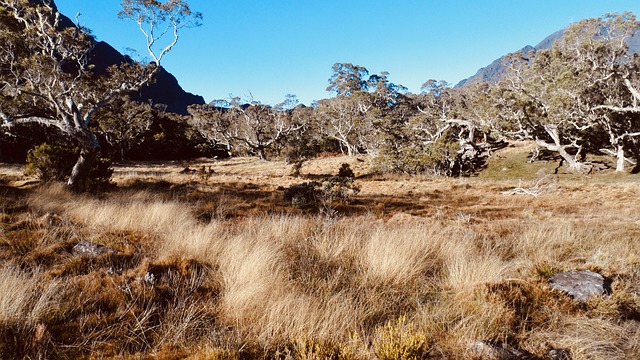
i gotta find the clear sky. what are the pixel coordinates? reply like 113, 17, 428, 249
56, 1, 640, 106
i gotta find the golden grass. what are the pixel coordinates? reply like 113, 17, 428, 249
2, 147, 640, 358
0, 265, 60, 326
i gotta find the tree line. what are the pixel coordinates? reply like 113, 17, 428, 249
2, 1, 640, 190
189, 12, 640, 176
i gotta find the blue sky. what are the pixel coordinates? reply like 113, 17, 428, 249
56, 1, 640, 106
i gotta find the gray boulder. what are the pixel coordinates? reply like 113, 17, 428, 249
548, 270, 609, 302
469, 340, 535, 359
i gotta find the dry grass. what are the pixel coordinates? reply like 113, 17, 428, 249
2, 146, 640, 358
0, 265, 60, 326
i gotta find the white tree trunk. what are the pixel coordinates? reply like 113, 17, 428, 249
67, 147, 97, 189
539, 125, 587, 171
616, 144, 625, 172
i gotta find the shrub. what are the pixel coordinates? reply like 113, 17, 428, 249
321, 165, 360, 205
284, 181, 323, 208
373, 316, 430, 360
25, 143, 75, 182
25, 143, 113, 191
337, 163, 355, 178
373, 128, 490, 177
283, 164, 360, 214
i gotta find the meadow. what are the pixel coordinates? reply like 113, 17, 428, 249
1, 142, 640, 359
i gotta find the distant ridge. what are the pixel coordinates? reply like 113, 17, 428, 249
456, 26, 640, 87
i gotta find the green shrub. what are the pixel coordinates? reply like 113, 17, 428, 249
275, 338, 360, 360
25, 143, 76, 182
374, 127, 489, 177
321, 164, 360, 204
284, 181, 322, 209
337, 163, 355, 178
25, 143, 113, 191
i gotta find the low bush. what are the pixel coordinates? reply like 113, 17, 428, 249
373, 316, 430, 360
25, 143, 113, 192
283, 164, 360, 214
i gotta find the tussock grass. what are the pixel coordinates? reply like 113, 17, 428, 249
0, 265, 59, 326
3, 151, 640, 358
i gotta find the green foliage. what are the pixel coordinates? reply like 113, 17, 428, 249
274, 336, 361, 360
284, 181, 321, 208
25, 144, 113, 191
291, 339, 347, 360
373, 316, 430, 360
25, 144, 76, 182
374, 133, 457, 176
322, 164, 360, 205
327, 63, 370, 96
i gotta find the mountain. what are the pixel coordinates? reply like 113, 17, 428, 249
455, 27, 640, 88
90, 41, 205, 114
29, 0, 205, 114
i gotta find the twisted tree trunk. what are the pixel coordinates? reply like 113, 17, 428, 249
67, 129, 100, 190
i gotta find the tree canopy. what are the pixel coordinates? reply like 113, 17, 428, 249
0, 0, 201, 188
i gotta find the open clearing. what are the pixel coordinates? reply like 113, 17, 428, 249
2, 142, 640, 359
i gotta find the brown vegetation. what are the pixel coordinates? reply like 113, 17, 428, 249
2, 145, 640, 359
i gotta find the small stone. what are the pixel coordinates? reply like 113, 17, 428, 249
548, 348, 571, 360
72, 240, 115, 257
469, 340, 535, 359
548, 270, 609, 302
144, 272, 156, 286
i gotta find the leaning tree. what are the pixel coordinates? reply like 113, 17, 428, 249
500, 12, 640, 172
0, 0, 201, 188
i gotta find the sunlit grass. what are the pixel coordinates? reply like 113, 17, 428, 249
2, 147, 640, 358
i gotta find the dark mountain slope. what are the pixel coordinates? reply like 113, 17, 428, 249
90, 41, 205, 114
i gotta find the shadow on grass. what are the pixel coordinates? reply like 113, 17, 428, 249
0, 183, 31, 214
110, 178, 524, 221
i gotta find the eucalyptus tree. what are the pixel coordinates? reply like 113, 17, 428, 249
500, 46, 595, 171
314, 91, 373, 156
501, 12, 640, 172
93, 95, 154, 161
0, 0, 201, 188
320, 64, 411, 156
579, 13, 640, 171
326, 62, 370, 96
406, 80, 503, 176
188, 97, 304, 160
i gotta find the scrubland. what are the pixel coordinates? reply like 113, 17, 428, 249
2, 143, 640, 359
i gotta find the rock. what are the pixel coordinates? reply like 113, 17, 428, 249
72, 240, 115, 257
548, 270, 609, 302
469, 340, 535, 359
548, 348, 571, 360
